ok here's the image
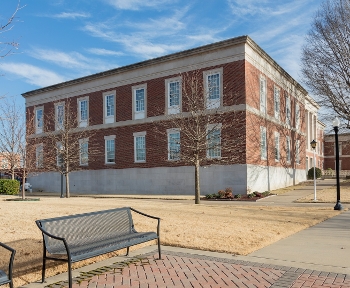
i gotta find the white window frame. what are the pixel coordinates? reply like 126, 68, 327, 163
77, 96, 89, 127
204, 68, 223, 109
133, 131, 146, 163
296, 140, 300, 164
103, 91, 116, 124
36, 143, 43, 168
35, 106, 44, 134
165, 77, 181, 115
261, 126, 267, 160
295, 102, 300, 130
207, 123, 222, 159
275, 131, 280, 161
79, 138, 89, 166
286, 136, 291, 163
260, 76, 267, 114
167, 128, 180, 161
274, 86, 280, 120
286, 94, 291, 126
132, 84, 147, 120
104, 135, 116, 164
55, 102, 64, 131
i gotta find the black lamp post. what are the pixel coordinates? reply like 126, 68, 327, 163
310, 140, 317, 201
333, 117, 342, 210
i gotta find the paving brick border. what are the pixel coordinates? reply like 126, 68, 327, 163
44, 249, 350, 288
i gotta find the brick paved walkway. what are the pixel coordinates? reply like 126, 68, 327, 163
46, 251, 350, 288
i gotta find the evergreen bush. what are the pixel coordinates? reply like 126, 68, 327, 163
0, 179, 20, 195
308, 167, 322, 180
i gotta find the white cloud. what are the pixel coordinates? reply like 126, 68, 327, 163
103, 0, 174, 10
29, 48, 118, 72
0, 63, 66, 87
51, 12, 90, 19
86, 48, 124, 56
227, 0, 305, 17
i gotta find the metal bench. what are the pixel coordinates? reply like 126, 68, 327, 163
0, 242, 16, 288
36, 207, 161, 288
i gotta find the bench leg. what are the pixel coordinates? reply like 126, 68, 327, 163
68, 260, 72, 288
125, 247, 129, 256
41, 257, 46, 283
9, 280, 13, 288
158, 239, 162, 259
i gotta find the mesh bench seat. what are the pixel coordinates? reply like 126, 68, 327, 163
36, 207, 161, 288
0, 242, 16, 288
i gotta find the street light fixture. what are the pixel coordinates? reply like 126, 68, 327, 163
333, 117, 342, 210
310, 139, 317, 201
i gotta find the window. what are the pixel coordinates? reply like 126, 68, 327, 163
166, 78, 181, 114
286, 94, 291, 126
204, 68, 222, 109
296, 140, 300, 164
133, 84, 147, 120
35, 107, 43, 134
261, 126, 267, 160
295, 103, 300, 129
36, 143, 43, 168
260, 76, 267, 114
134, 132, 146, 162
207, 124, 221, 158
104, 135, 116, 164
55, 103, 64, 130
275, 132, 280, 161
286, 136, 291, 163
274, 87, 280, 120
1, 159, 8, 169
57, 142, 64, 167
78, 97, 89, 127
167, 129, 180, 160
79, 138, 89, 166
103, 91, 115, 124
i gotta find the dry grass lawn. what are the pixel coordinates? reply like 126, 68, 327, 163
296, 180, 350, 202
0, 187, 343, 287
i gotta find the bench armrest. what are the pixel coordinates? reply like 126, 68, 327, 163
35, 220, 66, 242
0, 242, 16, 280
130, 208, 161, 236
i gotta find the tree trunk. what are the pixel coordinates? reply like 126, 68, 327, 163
195, 158, 200, 204
21, 175, 26, 200
65, 172, 70, 198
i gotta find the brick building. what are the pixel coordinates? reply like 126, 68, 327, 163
324, 133, 350, 171
22, 35, 318, 195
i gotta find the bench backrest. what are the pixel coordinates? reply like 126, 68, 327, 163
37, 207, 134, 254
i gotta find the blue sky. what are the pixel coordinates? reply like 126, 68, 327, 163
1, 0, 322, 107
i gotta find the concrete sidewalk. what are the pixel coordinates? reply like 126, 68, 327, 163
20, 179, 350, 288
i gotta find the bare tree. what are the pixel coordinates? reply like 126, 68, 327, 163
43, 99, 97, 198
0, 99, 23, 179
301, 0, 350, 126
154, 70, 245, 204
19, 111, 39, 199
0, 1, 23, 59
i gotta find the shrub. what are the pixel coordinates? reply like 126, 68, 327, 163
247, 193, 255, 198
234, 194, 241, 199
0, 180, 19, 195
217, 190, 226, 198
262, 191, 270, 197
327, 168, 333, 171
254, 191, 262, 197
224, 187, 233, 198
308, 167, 322, 179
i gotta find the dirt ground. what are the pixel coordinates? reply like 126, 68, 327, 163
0, 182, 345, 287
296, 180, 350, 202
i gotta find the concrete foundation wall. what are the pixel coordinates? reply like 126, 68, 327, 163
247, 164, 307, 192
28, 164, 248, 196
28, 164, 306, 196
